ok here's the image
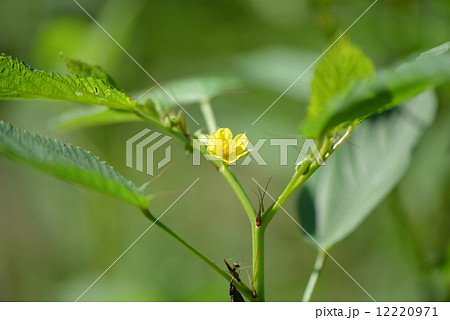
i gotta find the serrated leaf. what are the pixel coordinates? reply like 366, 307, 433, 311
300, 42, 450, 138
60, 53, 121, 90
0, 121, 150, 208
139, 76, 242, 107
306, 36, 375, 124
0, 54, 136, 110
297, 91, 437, 249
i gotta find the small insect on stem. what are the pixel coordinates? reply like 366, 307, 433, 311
239, 253, 257, 298
224, 259, 245, 302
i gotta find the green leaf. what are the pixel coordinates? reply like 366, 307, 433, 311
306, 36, 375, 126
0, 54, 137, 110
297, 90, 437, 249
0, 121, 150, 208
140, 76, 242, 107
49, 106, 142, 131
300, 42, 450, 138
60, 53, 121, 90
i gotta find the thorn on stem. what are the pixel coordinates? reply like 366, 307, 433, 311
256, 212, 262, 227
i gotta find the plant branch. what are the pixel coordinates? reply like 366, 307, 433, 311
252, 225, 265, 301
261, 126, 354, 228
200, 99, 218, 134
217, 165, 262, 300
302, 249, 327, 301
133, 107, 192, 147
141, 208, 256, 301
219, 164, 257, 222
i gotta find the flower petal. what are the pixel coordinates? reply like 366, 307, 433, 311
217, 127, 233, 141
233, 133, 248, 155
206, 128, 249, 164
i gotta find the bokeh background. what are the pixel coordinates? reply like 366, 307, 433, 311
0, 0, 449, 301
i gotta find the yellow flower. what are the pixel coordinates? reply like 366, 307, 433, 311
207, 128, 249, 164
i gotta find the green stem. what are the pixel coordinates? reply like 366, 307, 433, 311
261, 127, 354, 228
200, 99, 218, 134
133, 107, 192, 147
302, 250, 326, 302
217, 164, 269, 300
218, 164, 266, 300
198, 99, 256, 224
141, 208, 256, 301
252, 224, 265, 301
261, 160, 320, 228
218, 164, 256, 222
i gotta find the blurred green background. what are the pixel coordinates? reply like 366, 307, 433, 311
0, 0, 449, 301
